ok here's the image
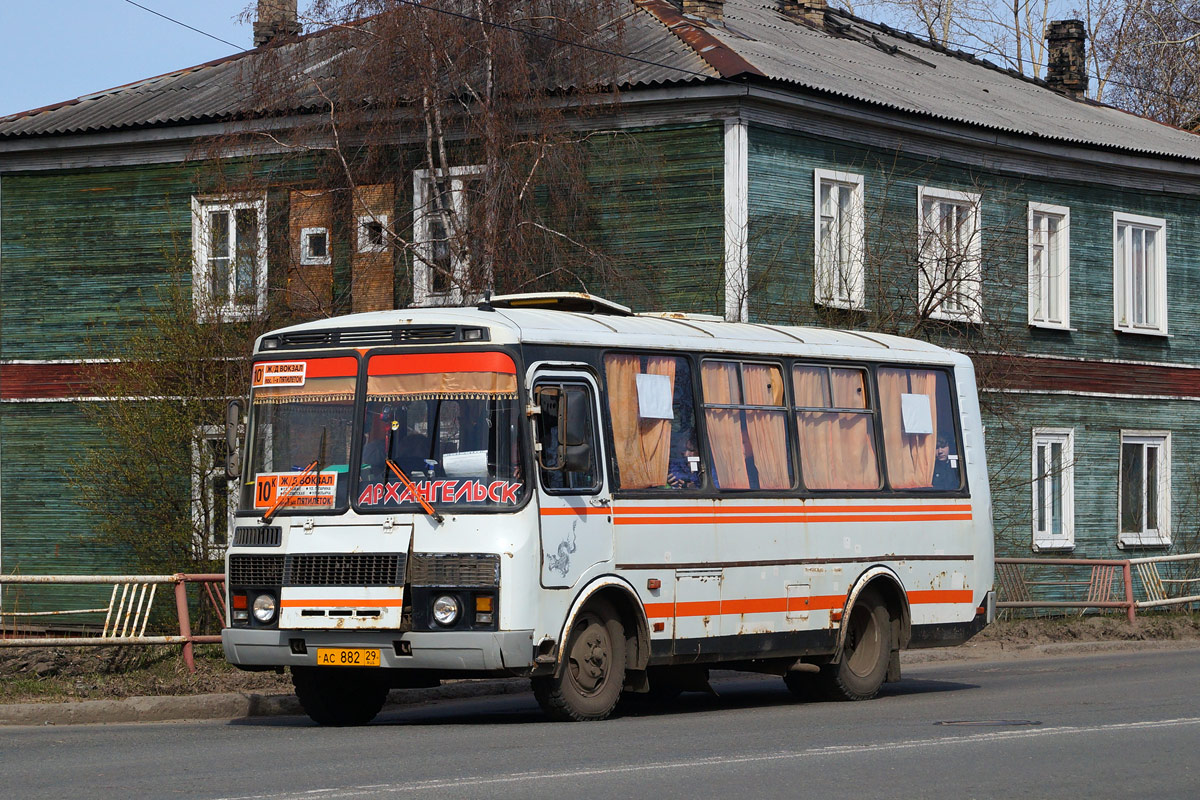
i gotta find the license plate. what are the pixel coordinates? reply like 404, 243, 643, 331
315, 648, 381, 667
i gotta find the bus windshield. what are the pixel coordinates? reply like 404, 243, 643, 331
355, 352, 526, 511
242, 356, 358, 513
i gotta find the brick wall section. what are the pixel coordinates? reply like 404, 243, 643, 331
287, 189, 333, 313
352, 184, 395, 313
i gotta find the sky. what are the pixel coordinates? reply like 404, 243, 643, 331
1, 1, 256, 119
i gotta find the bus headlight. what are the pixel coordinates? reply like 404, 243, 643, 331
432, 595, 460, 627
252, 593, 277, 623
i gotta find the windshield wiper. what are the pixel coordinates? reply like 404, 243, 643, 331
386, 459, 445, 524
260, 459, 320, 524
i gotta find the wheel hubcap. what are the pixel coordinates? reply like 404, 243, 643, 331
568, 616, 610, 695
845, 605, 881, 678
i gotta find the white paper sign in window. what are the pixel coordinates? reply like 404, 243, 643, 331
900, 393, 933, 434
635, 373, 674, 420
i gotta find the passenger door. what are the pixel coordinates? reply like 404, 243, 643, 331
532, 370, 613, 589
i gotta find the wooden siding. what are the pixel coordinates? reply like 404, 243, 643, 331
1, 163, 200, 360
745, 123, 1200, 364
0, 404, 132, 614
985, 395, 1200, 561
580, 123, 724, 312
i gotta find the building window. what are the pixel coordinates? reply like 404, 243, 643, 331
1032, 428, 1074, 551
814, 169, 865, 309
1119, 431, 1170, 548
1113, 212, 1167, 335
917, 187, 982, 322
356, 214, 389, 254
191, 195, 267, 321
1028, 203, 1070, 329
300, 226, 331, 265
413, 166, 483, 305
192, 425, 233, 557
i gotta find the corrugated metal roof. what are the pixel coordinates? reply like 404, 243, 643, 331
2, 0, 1197, 163
697, 2, 1200, 161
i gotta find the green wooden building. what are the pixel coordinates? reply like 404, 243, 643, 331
4, 0, 1200, 612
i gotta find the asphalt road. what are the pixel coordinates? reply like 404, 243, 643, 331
3, 647, 1198, 800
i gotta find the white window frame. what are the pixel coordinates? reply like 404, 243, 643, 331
191, 425, 234, 557
814, 168, 865, 309
356, 213, 389, 254
1032, 428, 1074, 552
413, 165, 484, 306
917, 186, 982, 322
1118, 430, 1171, 548
191, 195, 268, 322
300, 226, 331, 265
1028, 202, 1070, 329
1113, 212, 1167, 335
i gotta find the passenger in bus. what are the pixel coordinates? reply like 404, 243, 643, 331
666, 436, 699, 488
931, 434, 959, 489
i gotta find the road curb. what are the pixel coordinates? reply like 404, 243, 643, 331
0, 677, 529, 727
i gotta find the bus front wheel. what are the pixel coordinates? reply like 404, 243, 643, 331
823, 591, 892, 701
291, 666, 388, 726
533, 599, 626, 721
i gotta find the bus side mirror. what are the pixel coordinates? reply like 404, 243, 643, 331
225, 399, 244, 479
534, 385, 593, 473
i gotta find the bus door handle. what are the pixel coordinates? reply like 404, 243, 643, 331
588, 496, 611, 507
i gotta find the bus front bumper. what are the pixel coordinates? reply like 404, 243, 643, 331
222, 627, 535, 674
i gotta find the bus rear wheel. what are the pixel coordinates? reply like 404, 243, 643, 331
292, 666, 388, 726
533, 600, 626, 721
822, 591, 892, 701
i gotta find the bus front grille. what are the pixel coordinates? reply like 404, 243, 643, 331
229, 555, 285, 586
228, 553, 406, 587
232, 526, 282, 547
410, 553, 500, 587
285, 553, 407, 586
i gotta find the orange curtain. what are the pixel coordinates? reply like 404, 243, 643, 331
641, 357, 676, 486
701, 362, 749, 490
793, 366, 878, 490
604, 355, 676, 489
878, 368, 938, 489
742, 364, 790, 489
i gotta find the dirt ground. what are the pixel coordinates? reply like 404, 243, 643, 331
2, 613, 1198, 705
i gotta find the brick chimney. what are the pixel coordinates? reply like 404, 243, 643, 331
780, 0, 828, 25
254, 0, 301, 48
682, 0, 724, 22
1045, 20, 1087, 99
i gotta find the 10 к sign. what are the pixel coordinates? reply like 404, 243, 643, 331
254, 472, 338, 508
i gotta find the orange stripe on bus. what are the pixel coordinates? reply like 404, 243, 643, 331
539, 507, 613, 516
367, 352, 516, 376
642, 590, 971, 620
906, 590, 974, 604
614, 513, 972, 525
280, 598, 405, 608
612, 503, 972, 515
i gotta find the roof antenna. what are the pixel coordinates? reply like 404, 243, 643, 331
478, 288, 494, 312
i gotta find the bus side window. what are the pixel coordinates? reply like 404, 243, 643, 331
603, 354, 697, 490
877, 367, 962, 491
700, 360, 792, 491
535, 383, 599, 493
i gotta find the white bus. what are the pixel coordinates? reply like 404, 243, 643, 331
222, 292, 995, 724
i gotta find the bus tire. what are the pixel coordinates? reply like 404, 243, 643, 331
291, 666, 388, 726
823, 591, 892, 701
533, 599, 626, 721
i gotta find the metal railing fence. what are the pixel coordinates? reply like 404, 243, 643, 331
0, 574, 225, 672
996, 553, 1200, 621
